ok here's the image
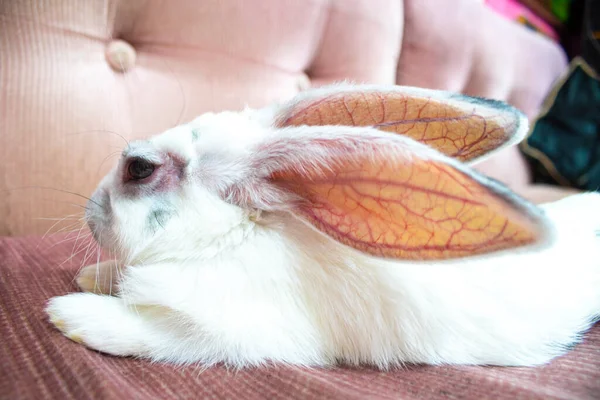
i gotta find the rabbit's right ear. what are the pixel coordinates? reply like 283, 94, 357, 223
266, 83, 528, 165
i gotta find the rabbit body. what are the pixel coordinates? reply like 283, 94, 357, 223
47, 191, 600, 368
46, 84, 600, 368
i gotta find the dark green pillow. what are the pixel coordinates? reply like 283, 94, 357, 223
521, 58, 600, 191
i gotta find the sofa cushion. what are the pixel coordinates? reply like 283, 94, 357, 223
1, 234, 599, 399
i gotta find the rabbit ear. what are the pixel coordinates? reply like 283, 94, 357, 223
229, 127, 551, 261
272, 84, 528, 164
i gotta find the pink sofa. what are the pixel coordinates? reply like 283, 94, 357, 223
3, 1, 598, 399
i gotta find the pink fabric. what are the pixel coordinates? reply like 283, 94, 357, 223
0, 0, 567, 235
1, 234, 599, 399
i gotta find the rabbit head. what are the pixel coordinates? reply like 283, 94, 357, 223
86, 84, 551, 264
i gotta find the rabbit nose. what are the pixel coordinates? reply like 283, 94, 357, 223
85, 189, 111, 236
91, 188, 109, 211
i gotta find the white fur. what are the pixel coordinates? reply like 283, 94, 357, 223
46, 85, 600, 368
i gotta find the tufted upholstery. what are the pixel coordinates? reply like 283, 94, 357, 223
0, 0, 567, 235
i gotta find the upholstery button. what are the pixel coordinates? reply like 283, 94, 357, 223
105, 39, 136, 73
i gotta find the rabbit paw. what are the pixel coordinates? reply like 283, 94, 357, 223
45, 293, 147, 356
76, 261, 122, 295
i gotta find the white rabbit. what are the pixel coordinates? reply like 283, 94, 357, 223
46, 84, 600, 368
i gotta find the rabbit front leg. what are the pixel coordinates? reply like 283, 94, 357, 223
48, 262, 325, 366
45, 293, 170, 357
76, 260, 123, 295
46, 264, 190, 359
76, 262, 184, 307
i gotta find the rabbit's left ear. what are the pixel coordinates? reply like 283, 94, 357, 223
228, 127, 551, 262
271, 84, 528, 164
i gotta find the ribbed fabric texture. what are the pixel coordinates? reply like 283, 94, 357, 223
0, 233, 599, 400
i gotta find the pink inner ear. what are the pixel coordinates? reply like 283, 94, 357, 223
266, 137, 544, 260
279, 91, 518, 162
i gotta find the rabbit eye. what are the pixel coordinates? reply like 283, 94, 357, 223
127, 158, 155, 180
